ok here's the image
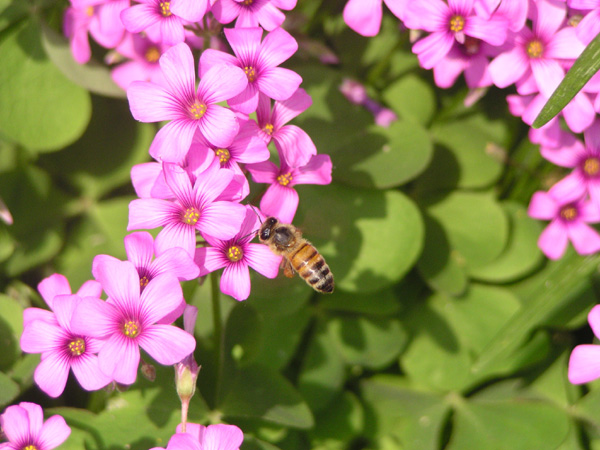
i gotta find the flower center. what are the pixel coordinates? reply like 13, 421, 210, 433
159, 1, 172, 17
559, 205, 578, 222
449, 14, 465, 32
526, 39, 544, 58
277, 172, 292, 186
68, 338, 86, 356
568, 14, 583, 27
85, 6, 94, 16
189, 101, 207, 120
140, 275, 150, 289
215, 148, 231, 165
23, 445, 38, 450
263, 123, 274, 135
227, 245, 244, 262
182, 207, 200, 225
244, 66, 257, 83
583, 157, 600, 177
243, 0, 253, 5
145, 46, 161, 63
123, 320, 141, 338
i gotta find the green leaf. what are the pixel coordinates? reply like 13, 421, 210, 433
326, 315, 407, 369
0, 294, 24, 370
0, 19, 91, 152
41, 22, 126, 99
383, 74, 436, 125
309, 391, 364, 449
296, 183, 424, 293
224, 302, 263, 368
469, 201, 544, 283
220, 364, 314, 429
533, 32, 600, 128
0, 371, 19, 408
319, 287, 401, 316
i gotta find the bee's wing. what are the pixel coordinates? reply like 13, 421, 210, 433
282, 258, 296, 278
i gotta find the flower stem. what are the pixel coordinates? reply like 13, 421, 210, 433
210, 271, 223, 405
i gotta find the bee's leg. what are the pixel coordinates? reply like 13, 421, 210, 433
282, 258, 295, 278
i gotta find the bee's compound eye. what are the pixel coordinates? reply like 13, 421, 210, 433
260, 228, 270, 241
267, 217, 277, 227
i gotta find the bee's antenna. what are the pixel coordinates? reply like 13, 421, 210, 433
239, 204, 263, 241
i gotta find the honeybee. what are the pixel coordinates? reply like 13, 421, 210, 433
258, 217, 334, 294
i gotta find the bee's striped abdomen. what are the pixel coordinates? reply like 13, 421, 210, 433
289, 241, 334, 294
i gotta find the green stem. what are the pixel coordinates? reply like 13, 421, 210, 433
210, 271, 223, 405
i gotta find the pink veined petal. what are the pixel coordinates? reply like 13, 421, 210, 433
568, 221, 600, 255
19, 402, 43, 436
292, 154, 333, 185
494, 0, 527, 32
530, 58, 564, 98
198, 65, 248, 105
228, 83, 260, 115
95, 260, 140, 312
38, 274, 71, 309
70, 353, 113, 391
195, 246, 229, 276
151, 246, 200, 280
343, 0, 382, 36
246, 161, 278, 183
403, 0, 447, 31
521, 94, 547, 126
77, 279, 103, 298
160, 15, 186, 46
464, 15, 507, 46
260, 184, 299, 223
244, 243, 281, 278
271, 88, 312, 128
139, 273, 184, 325
563, 92, 596, 134
155, 222, 197, 257
155, 298, 185, 325
198, 201, 247, 240
170, 0, 209, 22
546, 26, 585, 60
98, 334, 140, 385
224, 27, 262, 65
274, 124, 317, 168
220, 261, 251, 301
252, 1, 286, 31
569, 0, 600, 8
138, 324, 196, 364
149, 118, 198, 163
20, 320, 64, 354
127, 81, 182, 122
199, 49, 239, 78
37, 415, 71, 450
257, 26, 298, 68
256, 67, 302, 101
33, 352, 70, 398
548, 173, 587, 205
198, 104, 240, 148
488, 47, 529, 88
1, 406, 30, 444
433, 49, 470, 88
448, 0, 473, 15
532, 0, 566, 39
121, 3, 158, 33
183, 304, 198, 334
71, 297, 120, 339
585, 181, 600, 219
528, 191, 559, 220
538, 220, 569, 260
576, 9, 600, 45
569, 344, 600, 383
131, 162, 163, 198
163, 163, 196, 205
159, 42, 197, 103
540, 142, 585, 167
202, 424, 244, 450
412, 31, 455, 70
272, 0, 297, 9
52, 294, 80, 331
128, 198, 179, 231
588, 304, 600, 340
96, 0, 127, 46
584, 119, 600, 150
23, 308, 55, 327
167, 433, 202, 450
124, 231, 155, 270
211, 0, 241, 24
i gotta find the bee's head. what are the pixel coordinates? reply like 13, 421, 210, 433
259, 217, 278, 242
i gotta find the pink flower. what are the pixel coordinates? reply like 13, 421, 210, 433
127, 43, 248, 163
246, 154, 332, 223
569, 0, 600, 44
343, 0, 407, 36
488, 0, 584, 97
339, 79, 398, 127
20, 294, 112, 397
169, 0, 210, 22
569, 304, 600, 384
194, 206, 281, 301
256, 89, 317, 168
71, 260, 196, 385
121, 0, 186, 46
404, 0, 508, 69
211, 0, 296, 31
200, 27, 302, 114
128, 161, 246, 257
475, 0, 528, 32
528, 186, 600, 259
155, 423, 243, 450
0, 403, 71, 450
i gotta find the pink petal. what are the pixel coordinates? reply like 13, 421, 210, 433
343, 0, 382, 36
532, 0, 565, 38
128, 198, 179, 231
95, 260, 140, 310
152, 246, 200, 280
33, 352, 70, 398
77, 280, 103, 298
528, 191, 559, 220
199, 49, 239, 78
160, 42, 197, 102
258, 26, 298, 68
563, 93, 596, 134
568, 221, 600, 255
163, 163, 195, 205
155, 222, 197, 257
228, 83, 260, 114
167, 433, 202, 450
546, 27, 585, 60
198, 201, 246, 239
52, 294, 79, 331
588, 304, 600, 340
260, 184, 299, 223
256, 67, 302, 101
488, 47, 529, 88
131, 162, 164, 198
23, 308, 55, 327
198, 105, 240, 148
37, 274, 71, 309
538, 220, 569, 260
211, 0, 241, 24
20, 320, 64, 353
98, 334, 140, 385
224, 26, 262, 64
531, 58, 564, 98
37, 415, 71, 450
271, 88, 311, 128
1, 406, 30, 444
198, 64, 248, 105
274, 124, 317, 168
124, 231, 155, 269
246, 160, 278, 183
202, 424, 244, 450
404, 0, 447, 31
540, 140, 585, 167
71, 297, 118, 338
464, 15, 507, 46
121, 3, 157, 33
548, 173, 587, 204
139, 273, 184, 324
569, 344, 600, 384
127, 81, 181, 122
433, 49, 469, 88
220, 262, 251, 300
149, 119, 198, 163
293, 154, 333, 185
584, 119, 600, 150
170, 0, 209, 22
159, 15, 185, 46
194, 162, 234, 204
70, 353, 113, 391
195, 246, 228, 276
138, 324, 196, 364
412, 31, 455, 70
252, 2, 286, 31
244, 243, 281, 278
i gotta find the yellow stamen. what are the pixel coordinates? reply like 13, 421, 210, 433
526, 40, 543, 58
68, 338, 86, 356
263, 123, 274, 135
277, 172, 292, 186
85, 6, 94, 16
227, 245, 244, 262
159, 1, 172, 17
123, 321, 140, 338
189, 101, 207, 120
24, 445, 38, 450
145, 46, 161, 63
449, 15, 465, 32
243, 0, 253, 4
182, 207, 200, 225
244, 66, 257, 82
560, 206, 577, 221
584, 157, 600, 176
215, 148, 231, 165
140, 276, 149, 288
